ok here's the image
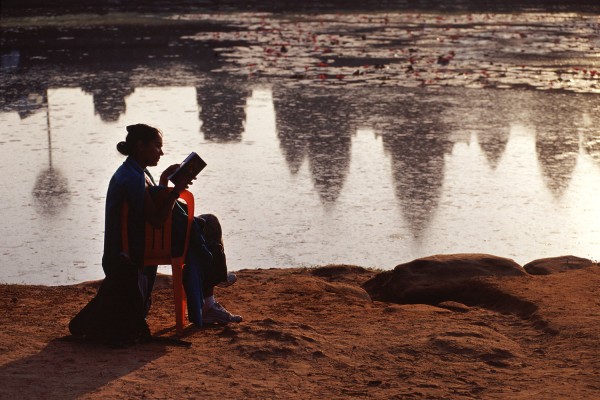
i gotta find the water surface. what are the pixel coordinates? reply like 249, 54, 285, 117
1, 10, 598, 284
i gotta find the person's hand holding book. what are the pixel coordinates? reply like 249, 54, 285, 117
159, 164, 181, 186
157, 152, 206, 197
159, 163, 195, 196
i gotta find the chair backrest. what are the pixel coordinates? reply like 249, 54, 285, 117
121, 188, 195, 266
143, 214, 173, 264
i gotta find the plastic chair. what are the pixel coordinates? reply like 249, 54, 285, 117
121, 188, 195, 336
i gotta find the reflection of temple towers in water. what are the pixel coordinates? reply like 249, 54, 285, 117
32, 92, 70, 216
529, 92, 581, 198
376, 95, 452, 239
197, 78, 249, 143
466, 90, 512, 170
81, 71, 134, 122
581, 104, 600, 169
273, 87, 353, 204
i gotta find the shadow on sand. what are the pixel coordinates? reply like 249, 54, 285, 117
0, 337, 169, 399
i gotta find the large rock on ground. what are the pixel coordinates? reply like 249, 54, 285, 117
362, 253, 525, 305
523, 256, 596, 275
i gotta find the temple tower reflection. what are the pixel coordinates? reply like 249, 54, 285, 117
472, 91, 511, 170
273, 87, 353, 204
197, 78, 249, 142
273, 89, 308, 174
530, 93, 580, 198
378, 96, 452, 238
81, 71, 134, 122
581, 108, 600, 169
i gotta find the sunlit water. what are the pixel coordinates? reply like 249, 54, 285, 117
1, 84, 598, 285
1, 10, 599, 285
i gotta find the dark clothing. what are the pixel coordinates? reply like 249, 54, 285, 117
101, 156, 158, 314
179, 213, 228, 325
198, 214, 228, 290
68, 260, 150, 344
102, 156, 147, 272
69, 157, 228, 339
70, 157, 157, 342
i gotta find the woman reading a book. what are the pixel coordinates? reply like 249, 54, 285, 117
70, 123, 241, 343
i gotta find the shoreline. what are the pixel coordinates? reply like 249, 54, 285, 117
1, 253, 596, 288
1, 254, 599, 399
2, 0, 600, 17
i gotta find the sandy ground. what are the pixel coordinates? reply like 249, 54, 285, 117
1, 262, 599, 399
1, 3, 599, 399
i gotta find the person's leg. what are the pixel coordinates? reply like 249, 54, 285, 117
141, 265, 158, 317
182, 258, 204, 325
181, 216, 213, 325
198, 214, 241, 324
200, 214, 228, 285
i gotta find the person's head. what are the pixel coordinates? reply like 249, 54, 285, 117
117, 124, 163, 167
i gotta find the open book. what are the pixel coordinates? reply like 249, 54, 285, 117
168, 152, 207, 184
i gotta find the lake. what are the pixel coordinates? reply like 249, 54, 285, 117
1, 8, 599, 284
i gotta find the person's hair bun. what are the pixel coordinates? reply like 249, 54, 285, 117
116, 141, 130, 155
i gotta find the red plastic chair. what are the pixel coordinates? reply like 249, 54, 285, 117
121, 188, 194, 336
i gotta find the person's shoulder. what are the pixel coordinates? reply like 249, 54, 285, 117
115, 159, 144, 179
109, 160, 144, 191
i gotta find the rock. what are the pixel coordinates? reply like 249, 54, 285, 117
311, 265, 370, 278
437, 301, 470, 313
523, 256, 596, 275
319, 280, 372, 302
310, 264, 375, 286
362, 253, 525, 304
279, 273, 372, 304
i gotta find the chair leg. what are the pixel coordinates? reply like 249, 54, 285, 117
172, 264, 186, 336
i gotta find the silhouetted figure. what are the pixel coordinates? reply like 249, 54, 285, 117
69, 124, 241, 345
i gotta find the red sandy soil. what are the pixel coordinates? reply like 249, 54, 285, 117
1, 262, 599, 399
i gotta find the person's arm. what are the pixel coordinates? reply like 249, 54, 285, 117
144, 167, 193, 228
